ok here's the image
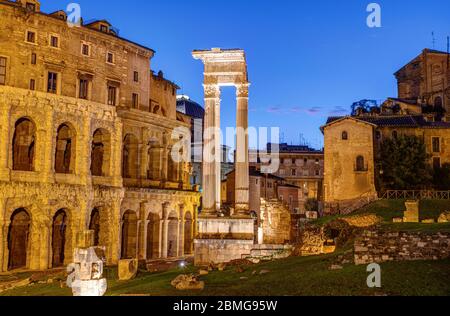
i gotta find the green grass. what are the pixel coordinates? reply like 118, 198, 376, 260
1, 252, 449, 296
312, 199, 450, 233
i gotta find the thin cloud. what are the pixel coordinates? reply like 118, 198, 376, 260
306, 106, 322, 115
267, 106, 283, 113
329, 106, 348, 115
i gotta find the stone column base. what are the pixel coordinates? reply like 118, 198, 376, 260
194, 217, 255, 266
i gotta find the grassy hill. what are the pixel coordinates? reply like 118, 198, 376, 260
313, 199, 450, 233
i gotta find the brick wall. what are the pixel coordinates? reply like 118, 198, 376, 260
354, 230, 450, 265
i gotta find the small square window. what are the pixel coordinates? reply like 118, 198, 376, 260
26, 31, 36, 43
50, 35, 59, 48
107, 52, 114, 64
47, 72, 58, 94
31, 53, 37, 65
0, 57, 6, 85
26, 2, 36, 11
108, 85, 117, 106
79, 79, 89, 99
132, 93, 139, 108
100, 24, 109, 33
81, 43, 90, 56
432, 137, 441, 153
29, 79, 35, 90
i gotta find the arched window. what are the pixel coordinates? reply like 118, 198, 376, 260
52, 209, 67, 267
8, 208, 31, 270
55, 124, 75, 174
12, 118, 36, 171
342, 131, 348, 140
121, 210, 138, 259
356, 156, 365, 172
91, 129, 110, 177
122, 134, 138, 179
89, 208, 101, 246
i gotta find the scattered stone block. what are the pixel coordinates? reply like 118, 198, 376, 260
198, 269, 209, 276
171, 274, 204, 291
329, 264, 343, 270
217, 263, 227, 271
393, 217, 403, 223
118, 259, 138, 281
438, 211, 450, 223
421, 219, 435, 224
342, 214, 382, 228
259, 269, 270, 275
403, 200, 419, 223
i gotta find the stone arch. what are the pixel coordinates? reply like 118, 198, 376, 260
55, 123, 76, 174
51, 209, 68, 267
121, 210, 138, 259
12, 117, 36, 171
146, 212, 160, 259
7, 208, 31, 270
167, 152, 179, 183
91, 128, 111, 177
184, 211, 193, 255
122, 133, 139, 179
89, 208, 101, 246
167, 210, 179, 258
147, 139, 161, 180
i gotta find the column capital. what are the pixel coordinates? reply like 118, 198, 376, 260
203, 84, 221, 99
236, 83, 250, 98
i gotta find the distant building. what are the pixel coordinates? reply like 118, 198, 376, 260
249, 143, 324, 212
176, 95, 235, 187
322, 49, 450, 214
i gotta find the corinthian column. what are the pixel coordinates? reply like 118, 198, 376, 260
235, 83, 250, 216
202, 84, 221, 215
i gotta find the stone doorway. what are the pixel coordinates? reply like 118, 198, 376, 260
167, 212, 178, 258
146, 213, 160, 259
184, 212, 193, 255
55, 124, 75, 174
12, 118, 36, 171
89, 208, 101, 246
8, 208, 31, 270
121, 211, 138, 259
52, 210, 67, 267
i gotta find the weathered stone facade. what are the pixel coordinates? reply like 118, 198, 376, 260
0, 0, 200, 272
354, 230, 450, 265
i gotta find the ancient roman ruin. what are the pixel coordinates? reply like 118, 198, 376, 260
0, 0, 200, 273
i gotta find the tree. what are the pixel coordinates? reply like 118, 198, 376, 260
351, 99, 380, 116
378, 135, 432, 190
433, 163, 450, 190
304, 198, 319, 213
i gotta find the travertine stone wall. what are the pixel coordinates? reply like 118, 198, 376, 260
323, 118, 377, 206
354, 230, 450, 265
260, 199, 291, 244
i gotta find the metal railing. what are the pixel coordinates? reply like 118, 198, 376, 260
379, 190, 450, 200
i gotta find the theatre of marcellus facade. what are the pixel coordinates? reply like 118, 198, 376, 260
0, 0, 201, 272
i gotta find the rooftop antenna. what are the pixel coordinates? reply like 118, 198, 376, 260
431, 31, 436, 49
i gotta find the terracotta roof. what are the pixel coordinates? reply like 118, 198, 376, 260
325, 115, 450, 129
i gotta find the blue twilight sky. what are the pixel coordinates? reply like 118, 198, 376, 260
42, 0, 450, 149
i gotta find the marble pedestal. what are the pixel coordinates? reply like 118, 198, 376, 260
194, 217, 255, 266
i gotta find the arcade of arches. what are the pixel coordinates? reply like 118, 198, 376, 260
0, 87, 200, 273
